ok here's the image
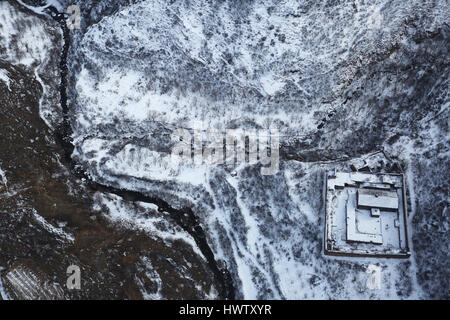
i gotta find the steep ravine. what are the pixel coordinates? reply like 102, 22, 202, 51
41, 4, 236, 300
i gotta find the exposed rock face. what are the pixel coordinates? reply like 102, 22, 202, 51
0, 0, 448, 299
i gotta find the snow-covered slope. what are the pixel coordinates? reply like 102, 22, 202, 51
62, 0, 449, 299
0, 0, 220, 300
0, 0, 62, 128
8, 0, 449, 299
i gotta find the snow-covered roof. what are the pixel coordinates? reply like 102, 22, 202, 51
325, 171, 410, 258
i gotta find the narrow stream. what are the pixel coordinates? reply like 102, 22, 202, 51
42, 5, 236, 300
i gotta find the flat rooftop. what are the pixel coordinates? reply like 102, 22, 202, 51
324, 171, 410, 258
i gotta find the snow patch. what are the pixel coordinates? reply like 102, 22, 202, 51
0, 164, 7, 188
32, 210, 75, 243
260, 73, 286, 96
0, 269, 10, 300
93, 192, 206, 260
0, 69, 11, 91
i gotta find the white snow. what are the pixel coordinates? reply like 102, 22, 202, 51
66, 0, 447, 299
0, 69, 11, 91
260, 73, 286, 96
0, 1, 62, 128
0, 2, 54, 67
16, 0, 63, 15
32, 210, 75, 243
0, 164, 7, 188
135, 256, 163, 300
0, 269, 10, 300
93, 192, 206, 260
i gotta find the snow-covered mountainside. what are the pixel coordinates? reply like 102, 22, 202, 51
1, 0, 449, 299
0, 0, 62, 127
0, 0, 219, 300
